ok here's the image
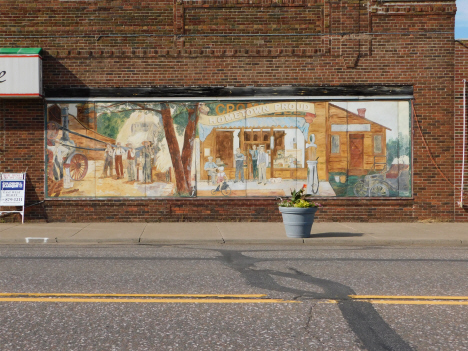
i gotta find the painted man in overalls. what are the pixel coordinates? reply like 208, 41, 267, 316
47, 139, 69, 181
249, 145, 258, 180
234, 148, 245, 183
257, 145, 268, 185
204, 156, 218, 185
126, 143, 136, 181
101, 143, 114, 178
141, 141, 153, 184
114, 142, 125, 179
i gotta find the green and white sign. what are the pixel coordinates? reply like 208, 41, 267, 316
0, 48, 42, 98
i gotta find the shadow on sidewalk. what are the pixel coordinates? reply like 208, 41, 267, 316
310, 232, 363, 238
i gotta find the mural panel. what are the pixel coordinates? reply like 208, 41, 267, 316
95, 102, 148, 197
397, 101, 412, 197
45, 100, 411, 198
197, 101, 247, 197
46, 103, 97, 198
243, 101, 302, 197
329, 101, 411, 197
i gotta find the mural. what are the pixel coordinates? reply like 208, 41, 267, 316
45, 100, 411, 198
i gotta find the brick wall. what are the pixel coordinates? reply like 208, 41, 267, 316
0, 0, 460, 222
0, 99, 46, 222
454, 40, 468, 221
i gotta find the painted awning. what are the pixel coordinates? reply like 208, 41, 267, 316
198, 116, 310, 141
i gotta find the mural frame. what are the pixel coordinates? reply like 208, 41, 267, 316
44, 98, 413, 200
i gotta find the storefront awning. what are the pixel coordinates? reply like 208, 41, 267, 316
198, 116, 309, 141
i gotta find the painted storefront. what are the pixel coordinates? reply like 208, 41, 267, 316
45, 100, 411, 199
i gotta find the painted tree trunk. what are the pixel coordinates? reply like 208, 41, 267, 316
160, 103, 189, 194
181, 105, 199, 189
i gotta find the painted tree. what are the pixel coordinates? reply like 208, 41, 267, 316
180, 106, 199, 189
96, 102, 199, 195
159, 102, 189, 194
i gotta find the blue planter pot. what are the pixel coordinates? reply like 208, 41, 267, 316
279, 207, 318, 238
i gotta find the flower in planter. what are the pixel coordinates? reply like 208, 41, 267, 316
278, 184, 322, 208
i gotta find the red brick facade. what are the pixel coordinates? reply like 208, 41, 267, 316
1, 0, 466, 222
455, 40, 468, 222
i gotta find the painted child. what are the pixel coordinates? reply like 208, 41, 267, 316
215, 166, 228, 192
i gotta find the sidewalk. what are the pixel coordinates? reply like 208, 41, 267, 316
0, 222, 466, 246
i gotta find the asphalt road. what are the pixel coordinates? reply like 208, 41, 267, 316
0, 244, 467, 351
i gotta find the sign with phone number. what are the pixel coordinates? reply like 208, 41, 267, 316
0, 178, 25, 206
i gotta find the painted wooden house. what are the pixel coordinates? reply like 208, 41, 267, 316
199, 101, 390, 183
326, 103, 390, 177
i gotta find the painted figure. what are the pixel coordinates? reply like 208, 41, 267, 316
257, 145, 268, 185
101, 143, 114, 178
47, 140, 69, 181
198, 103, 210, 115
62, 163, 74, 189
141, 141, 153, 184
126, 143, 136, 181
249, 145, 258, 180
114, 142, 125, 179
214, 166, 228, 192
234, 148, 245, 183
204, 156, 218, 185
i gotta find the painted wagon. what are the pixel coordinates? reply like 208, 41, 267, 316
46, 111, 108, 181
47, 108, 156, 182
353, 156, 409, 197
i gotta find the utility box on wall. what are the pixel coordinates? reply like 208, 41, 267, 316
0, 48, 42, 98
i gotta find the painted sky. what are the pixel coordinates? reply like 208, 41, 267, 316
332, 101, 408, 140
456, 0, 468, 39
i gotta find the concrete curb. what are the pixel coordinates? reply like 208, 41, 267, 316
1, 238, 466, 247
0, 222, 467, 247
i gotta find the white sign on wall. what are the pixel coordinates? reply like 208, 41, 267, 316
0, 53, 42, 98
0, 173, 25, 206
0, 173, 26, 223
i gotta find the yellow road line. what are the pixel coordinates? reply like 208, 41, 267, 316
0, 293, 267, 298
358, 300, 468, 305
0, 297, 299, 304
6, 293, 466, 305
350, 295, 468, 300
323, 296, 468, 305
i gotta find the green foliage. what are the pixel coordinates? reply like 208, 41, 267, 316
97, 110, 133, 139
172, 107, 189, 135
278, 185, 321, 208
170, 102, 202, 135
155, 128, 165, 154
386, 132, 411, 168
290, 187, 307, 203
294, 199, 314, 208
205, 103, 218, 115
96, 102, 194, 140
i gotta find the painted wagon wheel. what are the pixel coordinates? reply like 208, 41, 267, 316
353, 180, 368, 197
370, 183, 389, 197
69, 153, 88, 181
47, 122, 60, 140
